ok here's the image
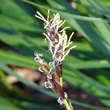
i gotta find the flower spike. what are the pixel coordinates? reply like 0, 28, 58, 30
35, 10, 75, 110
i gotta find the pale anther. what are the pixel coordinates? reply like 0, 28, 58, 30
64, 92, 68, 98
38, 67, 43, 73
44, 80, 53, 88
57, 97, 64, 105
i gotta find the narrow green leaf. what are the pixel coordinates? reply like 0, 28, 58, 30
0, 62, 109, 110
64, 74, 110, 107
0, 50, 38, 69
80, 0, 110, 46
0, 94, 23, 110
0, 70, 12, 90
66, 60, 110, 69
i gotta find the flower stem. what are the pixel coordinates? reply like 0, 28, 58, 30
63, 99, 74, 110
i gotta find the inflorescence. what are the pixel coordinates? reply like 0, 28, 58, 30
34, 10, 76, 110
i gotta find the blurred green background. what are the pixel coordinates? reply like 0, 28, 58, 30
0, 0, 110, 110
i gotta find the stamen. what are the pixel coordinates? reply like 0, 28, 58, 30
52, 13, 59, 23
43, 33, 52, 44
61, 45, 76, 61
69, 102, 73, 110
68, 32, 74, 44
47, 66, 53, 79
64, 92, 68, 98
57, 97, 64, 105
38, 67, 43, 73
44, 19, 53, 29
34, 57, 39, 62
34, 52, 43, 58
39, 54, 43, 57
64, 41, 73, 49
58, 20, 66, 28
47, 72, 52, 79
60, 26, 70, 32
35, 14, 43, 20
36, 11, 48, 24
44, 80, 53, 88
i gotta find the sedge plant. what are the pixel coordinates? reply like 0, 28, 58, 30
34, 10, 76, 110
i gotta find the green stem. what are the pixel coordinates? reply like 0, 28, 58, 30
63, 99, 74, 110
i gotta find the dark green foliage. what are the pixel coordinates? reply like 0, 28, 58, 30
0, 0, 110, 109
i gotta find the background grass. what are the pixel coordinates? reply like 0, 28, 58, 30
0, 0, 110, 110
